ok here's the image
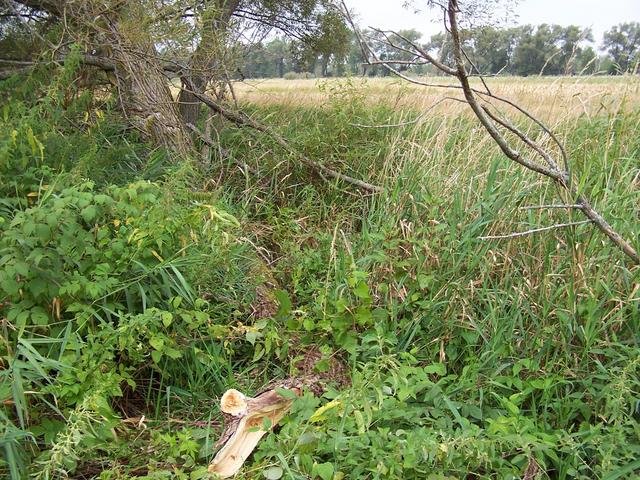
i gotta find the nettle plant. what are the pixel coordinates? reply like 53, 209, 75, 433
1, 181, 221, 332
0, 178, 247, 473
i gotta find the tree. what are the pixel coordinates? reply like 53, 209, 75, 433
602, 22, 640, 74
557, 25, 593, 75
511, 24, 560, 75
470, 26, 518, 74
312, 10, 350, 76
266, 37, 290, 78
1, 0, 347, 154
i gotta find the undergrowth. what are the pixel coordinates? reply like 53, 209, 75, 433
1, 70, 639, 479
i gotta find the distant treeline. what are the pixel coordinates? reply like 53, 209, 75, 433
241, 22, 640, 78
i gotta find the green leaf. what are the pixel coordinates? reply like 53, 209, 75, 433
81, 205, 98, 223
424, 363, 446, 376
1, 276, 20, 296
35, 224, 51, 243
31, 307, 49, 326
352, 281, 370, 300
417, 274, 433, 289
14, 261, 29, 277
275, 387, 298, 399
164, 347, 182, 359
151, 350, 162, 364
161, 311, 173, 327
263, 466, 283, 480
261, 416, 272, 431
313, 462, 334, 480
149, 336, 164, 351
246, 330, 261, 345
298, 431, 318, 446
274, 290, 292, 317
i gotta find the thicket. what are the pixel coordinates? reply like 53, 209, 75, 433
1, 67, 639, 479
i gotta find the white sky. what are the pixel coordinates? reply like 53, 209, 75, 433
346, 0, 640, 45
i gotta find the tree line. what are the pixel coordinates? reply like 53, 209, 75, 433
242, 22, 640, 78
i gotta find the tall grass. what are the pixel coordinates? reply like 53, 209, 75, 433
2, 73, 638, 478
207, 77, 639, 478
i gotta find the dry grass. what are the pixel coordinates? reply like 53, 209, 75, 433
233, 76, 640, 122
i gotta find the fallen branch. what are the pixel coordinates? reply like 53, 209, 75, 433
190, 89, 384, 193
209, 377, 320, 478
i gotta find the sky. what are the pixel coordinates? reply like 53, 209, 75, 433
345, 0, 640, 45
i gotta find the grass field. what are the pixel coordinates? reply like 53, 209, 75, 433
2, 73, 640, 479
234, 76, 640, 120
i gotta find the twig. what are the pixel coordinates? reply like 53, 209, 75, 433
479, 220, 593, 240
519, 204, 583, 211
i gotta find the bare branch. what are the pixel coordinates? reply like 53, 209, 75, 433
519, 204, 583, 211
345, 0, 638, 263
365, 60, 429, 66
479, 220, 593, 240
383, 28, 458, 76
189, 88, 383, 194
481, 105, 564, 177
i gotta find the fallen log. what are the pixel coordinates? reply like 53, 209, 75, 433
209, 378, 320, 478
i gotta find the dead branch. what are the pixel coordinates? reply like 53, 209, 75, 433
341, 0, 639, 264
479, 220, 593, 240
519, 204, 583, 211
190, 89, 384, 193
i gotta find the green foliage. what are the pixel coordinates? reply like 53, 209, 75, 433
603, 22, 640, 74
2, 66, 640, 479
0, 69, 262, 479
215, 86, 639, 478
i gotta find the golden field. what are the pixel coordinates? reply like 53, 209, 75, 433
232, 76, 640, 122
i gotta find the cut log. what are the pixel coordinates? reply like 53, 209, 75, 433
209, 378, 319, 478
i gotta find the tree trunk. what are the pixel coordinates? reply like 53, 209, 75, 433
177, 0, 240, 125
278, 57, 284, 78
16, 0, 192, 156
108, 4, 192, 156
179, 76, 206, 128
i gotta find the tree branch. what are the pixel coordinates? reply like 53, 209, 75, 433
479, 220, 593, 240
190, 88, 383, 193
342, 0, 639, 264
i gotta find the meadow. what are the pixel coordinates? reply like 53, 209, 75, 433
1, 72, 639, 479
234, 76, 639, 118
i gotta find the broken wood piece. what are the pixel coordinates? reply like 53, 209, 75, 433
209, 379, 311, 478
